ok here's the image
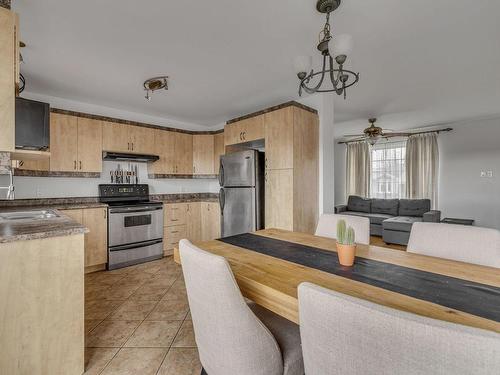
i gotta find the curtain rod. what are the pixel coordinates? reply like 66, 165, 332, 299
337, 127, 453, 145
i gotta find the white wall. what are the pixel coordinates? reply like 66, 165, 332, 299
333, 116, 500, 229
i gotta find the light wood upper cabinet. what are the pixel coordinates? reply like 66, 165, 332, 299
50, 114, 102, 172
201, 202, 221, 241
150, 129, 175, 174
265, 168, 294, 231
130, 126, 154, 154
77, 118, 102, 172
186, 202, 202, 242
193, 135, 214, 175
264, 107, 294, 170
102, 122, 130, 153
174, 132, 193, 174
82, 207, 108, 267
213, 132, 224, 173
0, 8, 18, 152
50, 113, 78, 172
224, 115, 264, 146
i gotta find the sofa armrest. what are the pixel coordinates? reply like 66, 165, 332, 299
423, 210, 441, 222
335, 205, 348, 214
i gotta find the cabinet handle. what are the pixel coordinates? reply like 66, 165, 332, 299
239, 132, 242, 140
104, 209, 107, 219
243, 132, 246, 140
193, 166, 196, 174
127, 142, 130, 150
171, 231, 179, 234
171, 219, 179, 221
265, 157, 268, 169
74, 160, 77, 170
132, 142, 134, 151
79, 161, 82, 170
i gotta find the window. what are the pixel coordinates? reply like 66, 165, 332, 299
370, 140, 406, 199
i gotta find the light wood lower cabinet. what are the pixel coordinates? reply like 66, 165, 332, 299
201, 202, 221, 240
60, 207, 108, 271
163, 201, 220, 255
186, 202, 202, 242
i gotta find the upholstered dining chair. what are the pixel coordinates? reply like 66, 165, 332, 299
407, 222, 500, 268
298, 282, 500, 375
179, 239, 304, 375
315, 213, 370, 245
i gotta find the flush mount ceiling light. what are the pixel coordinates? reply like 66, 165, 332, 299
143, 76, 169, 101
294, 0, 359, 99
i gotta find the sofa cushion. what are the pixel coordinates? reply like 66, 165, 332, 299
398, 199, 431, 217
342, 211, 393, 225
371, 199, 399, 216
383, 216, 423, 232
347, 196, 371, 213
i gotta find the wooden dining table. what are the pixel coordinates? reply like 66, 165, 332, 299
174, 228, 500, 334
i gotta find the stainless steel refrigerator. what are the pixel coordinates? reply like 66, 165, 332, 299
219, 150, 265, 237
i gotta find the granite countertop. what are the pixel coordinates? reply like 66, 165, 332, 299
0, 210, 88, 244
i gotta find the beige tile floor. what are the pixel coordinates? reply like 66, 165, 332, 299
84, 257, 202, 375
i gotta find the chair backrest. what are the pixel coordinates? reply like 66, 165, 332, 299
315, 214, 370, 245
407, 222, 500, 268
179, 239, 283, 375
298, 282, 500, 375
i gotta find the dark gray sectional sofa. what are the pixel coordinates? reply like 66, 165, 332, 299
335, 196, 441, 246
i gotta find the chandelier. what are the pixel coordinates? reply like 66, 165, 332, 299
294, 0, 359, 99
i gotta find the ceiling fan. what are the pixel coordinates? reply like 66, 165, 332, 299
341, 118, 410, 145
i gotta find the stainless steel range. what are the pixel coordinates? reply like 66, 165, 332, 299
99, 184, 163, 270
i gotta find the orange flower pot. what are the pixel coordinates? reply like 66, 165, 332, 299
336, 243, 356, 266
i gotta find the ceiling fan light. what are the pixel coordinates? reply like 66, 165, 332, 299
367, 137, 378, 146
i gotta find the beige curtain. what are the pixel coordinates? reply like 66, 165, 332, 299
346, 141, 371, 198
405, 133, 439, 208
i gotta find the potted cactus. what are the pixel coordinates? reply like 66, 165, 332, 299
336, 219, 357, 266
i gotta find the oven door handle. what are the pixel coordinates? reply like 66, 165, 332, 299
109, 239, 163, 252
109, 206, 163, 214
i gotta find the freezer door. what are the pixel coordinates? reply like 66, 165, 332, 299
220, 150, 256, 187
220, 187, 256, 237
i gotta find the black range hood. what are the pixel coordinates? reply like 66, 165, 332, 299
102, 151, 159, 163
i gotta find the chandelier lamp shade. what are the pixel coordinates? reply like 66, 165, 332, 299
294, 0, 359, 99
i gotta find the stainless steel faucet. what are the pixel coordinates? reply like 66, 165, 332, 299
0, 169, 15, 200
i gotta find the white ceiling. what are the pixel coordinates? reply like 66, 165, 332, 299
14, 0, 500, 129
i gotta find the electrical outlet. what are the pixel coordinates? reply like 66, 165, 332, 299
480, 171, 486, 177
487, 170, 493, 178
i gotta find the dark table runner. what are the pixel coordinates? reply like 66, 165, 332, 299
218, 233, 500, 323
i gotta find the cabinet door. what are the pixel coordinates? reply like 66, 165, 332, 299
153, 130, 175, 174
193, 135, 214, 175
82, 208, 108, 267
50, 113, 78, 172
164, 203, 187, 226
77, 118, 102, 173
174, 133, 193, 174
186, 202, 201, 242
0, 8, 15, 152
224, 122, 242, 146
240, 115, 265, 143
201, 202, 221, 240
265, 169, 293, 231
102, 122, 130, 152
213, 132, 224, 174
264, 107, 294, 170
131, 126, 154, 154
164, 224, 187, 255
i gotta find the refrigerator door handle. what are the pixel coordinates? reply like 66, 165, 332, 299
219, 161, 224, 186
219, 188, 225, 215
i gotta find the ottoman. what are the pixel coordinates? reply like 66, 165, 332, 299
382, 216, 423, 246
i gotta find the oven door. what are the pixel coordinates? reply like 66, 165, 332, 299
108, 205, 163, 248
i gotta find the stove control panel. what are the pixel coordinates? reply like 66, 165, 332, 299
99, 184, 149, 198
